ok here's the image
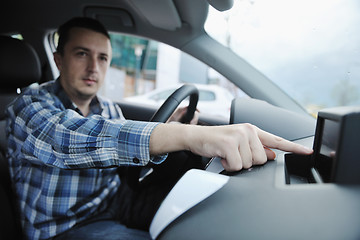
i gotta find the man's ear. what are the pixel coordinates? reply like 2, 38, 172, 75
53, 52, 62, 71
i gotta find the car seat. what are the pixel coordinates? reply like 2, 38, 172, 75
0, 35, 41, 240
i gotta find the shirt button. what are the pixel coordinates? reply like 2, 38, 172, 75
133, 157, 140, 164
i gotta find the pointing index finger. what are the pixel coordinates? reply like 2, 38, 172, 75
257, 128, 313, 155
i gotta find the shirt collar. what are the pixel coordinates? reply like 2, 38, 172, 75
53, 78, 104, 116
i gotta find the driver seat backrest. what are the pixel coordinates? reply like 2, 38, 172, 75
0, 35, 42, 152
0, 35, 41, 240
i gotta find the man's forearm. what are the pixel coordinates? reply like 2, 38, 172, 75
149, 123, 193, 155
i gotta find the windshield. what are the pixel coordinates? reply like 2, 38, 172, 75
205, 0, 360, 116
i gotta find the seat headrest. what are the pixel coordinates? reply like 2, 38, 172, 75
0, 36, 41, 91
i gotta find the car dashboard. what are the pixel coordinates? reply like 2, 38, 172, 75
149, 100, 360, 240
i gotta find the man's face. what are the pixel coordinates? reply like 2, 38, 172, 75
54, 27, 112, 102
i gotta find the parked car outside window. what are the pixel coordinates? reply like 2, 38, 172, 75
124, 84, 237, 118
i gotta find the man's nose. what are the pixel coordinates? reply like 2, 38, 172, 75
87, 56, 99, 72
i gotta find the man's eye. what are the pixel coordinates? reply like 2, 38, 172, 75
99, 56, 108, 62
77, 51, 87, 57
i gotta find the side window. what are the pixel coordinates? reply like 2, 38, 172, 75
50, 31, 248, 119
11, 34, 23, 40
102, 32, 249, 119
199, 90, 216, 101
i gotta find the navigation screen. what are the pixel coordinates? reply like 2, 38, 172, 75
320, 119, 339, 159
315, 119, 340, 182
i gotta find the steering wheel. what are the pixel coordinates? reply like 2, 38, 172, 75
150, 84, 199, 123
124, 84, 199, 190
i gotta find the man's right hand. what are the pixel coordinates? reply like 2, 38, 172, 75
149, 123, 313, 172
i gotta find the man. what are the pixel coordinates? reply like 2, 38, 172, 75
6, 17, 313, 239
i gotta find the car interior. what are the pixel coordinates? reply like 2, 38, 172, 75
1, 0, 360, 239
0, 35, 44, 239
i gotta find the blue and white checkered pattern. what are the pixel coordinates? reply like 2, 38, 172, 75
6, 79, 165, 239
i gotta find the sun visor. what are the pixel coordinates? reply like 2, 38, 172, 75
131, 0, 181, 31
84, 7, 135, 30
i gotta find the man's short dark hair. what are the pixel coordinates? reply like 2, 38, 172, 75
56, 17, 110, 55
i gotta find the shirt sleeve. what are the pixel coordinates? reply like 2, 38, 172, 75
7, 87, 167, 169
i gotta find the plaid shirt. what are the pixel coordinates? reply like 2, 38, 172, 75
6, 79, 165, 239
